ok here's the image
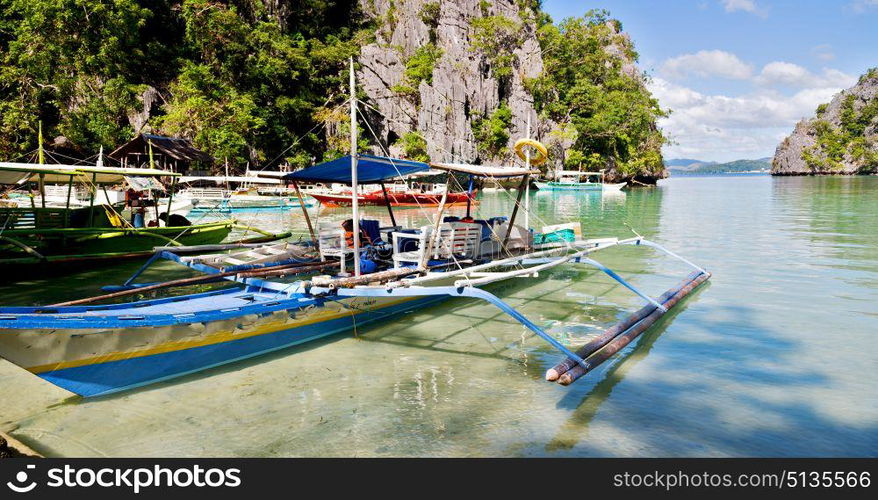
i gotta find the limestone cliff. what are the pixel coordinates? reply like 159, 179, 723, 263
772, 69, 878, 175
357, 0, 540, 163
355, 0, 664, 181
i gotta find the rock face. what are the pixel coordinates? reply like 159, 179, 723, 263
773, 69, 878, 175
356, 0, 652, 178
127, 86, 162, 134
358, 0, 540, 164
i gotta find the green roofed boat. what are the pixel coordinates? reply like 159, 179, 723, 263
0, 162, 283, 272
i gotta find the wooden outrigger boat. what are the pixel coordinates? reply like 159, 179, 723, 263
175, 175, 317, 213
0, 61, 709, 397
0, 155, 708, 397
0, 163, 288, 271
305, 168, 475, 208
534, 170, 626, 192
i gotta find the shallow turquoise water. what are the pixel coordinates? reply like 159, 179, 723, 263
1, 175, 876, 457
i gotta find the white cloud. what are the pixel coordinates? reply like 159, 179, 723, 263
661, 50, 753, 81
849, 0, 878, 12
647, 77, 848, 161
811, 44, 835, 62
720, 0, 767, 16
755, 62, 856, 88
721, 0, 757, 13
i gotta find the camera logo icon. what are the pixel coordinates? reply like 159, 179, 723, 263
6, 464, 37, 493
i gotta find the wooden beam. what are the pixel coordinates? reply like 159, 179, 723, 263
292, 181, 317, 245
502, 174, 530, 248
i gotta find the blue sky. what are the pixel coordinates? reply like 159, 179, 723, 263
542, 0, 878, 161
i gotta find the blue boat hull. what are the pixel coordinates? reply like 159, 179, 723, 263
12, 294, 444, 397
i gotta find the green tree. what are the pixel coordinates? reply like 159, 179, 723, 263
527, 11, 667, 178
0, 0, 174, 156
396, 131, 429, 162
472, 104, 512, 158
0, 0, 370, 170
470, 15, 522, 91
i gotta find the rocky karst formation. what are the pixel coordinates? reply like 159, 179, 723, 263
355, 0, 663, 180
357, 0, 541, 163
773, 69, 878, 175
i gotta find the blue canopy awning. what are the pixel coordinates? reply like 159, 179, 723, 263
283, 155, 430, 185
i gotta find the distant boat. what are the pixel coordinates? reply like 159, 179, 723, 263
175, 174, 316, 212
309, 181, 475, 207
534, 170, 626, 191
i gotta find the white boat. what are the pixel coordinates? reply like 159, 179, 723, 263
534, 170, 626, 192
175, 175, 315, 211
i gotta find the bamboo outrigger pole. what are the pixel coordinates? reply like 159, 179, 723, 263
545, 269, 711, 385
502, 174, 530, 249
349, 56, 361, 276
420, 173, 450, 270
292, 180, 317, 244
379, 182, 398, 227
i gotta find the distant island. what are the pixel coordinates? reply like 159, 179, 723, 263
773, 68, 877, 175
665, 158, 771, 174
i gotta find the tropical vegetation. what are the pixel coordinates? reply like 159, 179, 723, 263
0, 1, 667, 179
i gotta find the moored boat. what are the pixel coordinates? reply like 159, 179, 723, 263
304, 163, 476, 208
0, 61, 708, 397
0, 163, 288, 271
309, 188, 473, 207
175, 174, 316, 212
534, 170, 627, 191
0, 155, 707, 396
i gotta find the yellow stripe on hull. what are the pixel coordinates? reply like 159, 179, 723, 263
24, 295, 418, 374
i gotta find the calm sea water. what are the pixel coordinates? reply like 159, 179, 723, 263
1, 175, 876, 457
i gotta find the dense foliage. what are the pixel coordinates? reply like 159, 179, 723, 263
0, 1, 667, 179
395, 131, 429, 162
527, 9, 667, 178
472, 104, 512, 158
803, 68, 878, 173
470, 14, 521, 90
391, 43, 443, 100
0, 0, 370, 168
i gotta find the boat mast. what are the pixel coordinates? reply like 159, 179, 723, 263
37, 121, 44, 165
349, 56, 361, 276
225, 157, 230, 192
37, 121, 46, 208
524, 114, 531, 230
148, 140, 160, 223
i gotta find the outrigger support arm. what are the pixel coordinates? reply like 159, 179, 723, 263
573, 257, 667, 312
305, 237, 709, 373
630, 239, 707, 274
308, 284, 588, 367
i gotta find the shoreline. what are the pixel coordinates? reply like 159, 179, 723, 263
770, 171, 878, 176
0, 431, 42, 458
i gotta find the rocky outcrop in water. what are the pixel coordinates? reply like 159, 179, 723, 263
772, 69, 878, 175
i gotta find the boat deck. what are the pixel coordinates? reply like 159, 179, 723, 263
0, 286, 314, 329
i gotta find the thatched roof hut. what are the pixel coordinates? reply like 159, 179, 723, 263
109, 134, 212, 173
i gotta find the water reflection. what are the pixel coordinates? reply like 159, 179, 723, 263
2, 176, 877, 457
